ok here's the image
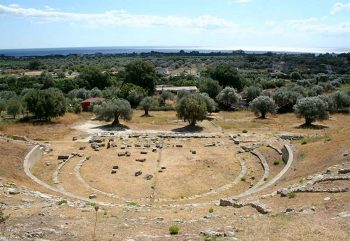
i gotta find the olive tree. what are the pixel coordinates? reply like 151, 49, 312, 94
250, 96, 277, 119
330, 91, 350, 111
176, 93, 207, 126
94, 98, 132, 126
6, 96, 23, 118
24, 88, 66, 121
216, 87, 241, 110
201, 93, 217, 114
274, 87, 303, 113
294, 97, 329, 126
139, 96, 158, 117
0, 98, 6, 115
243, 86, 262, 104
198, 78, 222, 99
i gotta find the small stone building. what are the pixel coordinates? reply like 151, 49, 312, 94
80, 97, 105, 112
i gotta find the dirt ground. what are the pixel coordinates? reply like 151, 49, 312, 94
0, 110, 349, 241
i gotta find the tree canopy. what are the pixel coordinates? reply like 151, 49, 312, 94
139, 96, 158, 117
294, 96, 329, 126
94, 98, 132, 126
24, 88, 66, 120
216, 87, 241, 110
124, 60, 157, 95
176, 93, 207, 126
250, 96, 276, 119
209, 64, 246, 91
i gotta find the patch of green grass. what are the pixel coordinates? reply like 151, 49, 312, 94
126, 201, 140, 207
208, 207, 214, 213
301, 140, 308, 145
287, 192, 296, 199
57, 200, 68, 205
87, 202, 96, 207
274, 160, 281, 165
169, 225, 180, 235
204, 236, 217, 241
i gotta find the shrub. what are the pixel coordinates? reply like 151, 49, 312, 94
57, 200, 68, 205
301, 140, 308, 145
209, 207, 214, 213
240, 176, 246, 181
287, 192, 296, 199
216, 87, 241, 110
169, 225, 180, 235
294, 96, 329, 126
250, 96, 277, 118
242, 130, 248, 133
273, 160, 281, 165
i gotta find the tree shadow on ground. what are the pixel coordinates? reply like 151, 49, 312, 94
172, 125, 204, 133
140, 114, 153, 117
295, 123, 328, 130
92, 123, 130, 131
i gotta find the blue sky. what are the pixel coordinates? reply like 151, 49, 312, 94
0, 0, 349, 51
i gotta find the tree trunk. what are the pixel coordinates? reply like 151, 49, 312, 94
144, 109, 149, 117
261, 112, 266, 119
190, 120, 196, 126
112, 114, 120, 126
305, 117, 312, 126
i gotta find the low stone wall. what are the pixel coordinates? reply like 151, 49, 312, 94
282, 144, 292, 164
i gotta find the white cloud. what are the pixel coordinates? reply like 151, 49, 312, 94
0, 4, 236, 30
331, 2, 350, 14
288, 17, 350, 34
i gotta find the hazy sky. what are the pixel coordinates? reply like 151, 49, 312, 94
0, 0, 349, 51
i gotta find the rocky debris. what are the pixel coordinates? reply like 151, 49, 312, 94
233, 139, 240, 145
144, 174, 153, 180
72, 137, 78, 141
191, 150, 197, 154
249, 201, 271, 214
343, 151, 349, 157
135, 170, 142, 176
89, 194, 97, 199
111, 170, 117, 174
7, 187, 20, 195
200, 227, 238, 239
136, 158, 146, 163
121, 145, 126, 150
205, 142, 216, 147
125, 151, 131, 157
337, 211, 350, 218
112, 165, 119, 170
338, 168, 350, 174
278, 162, 350, 196
241, 143, 261, 152
152, 148, 157, 152
57, 154, 70, 160
89, 136, 104, 143
140, 151, 148, 155
79, 146, 86, 150
298, 207, 316, 215
175, 144, 183, 148
220, 198, 271, 214
278, 134, 304, 140
118, 152, 126, 157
